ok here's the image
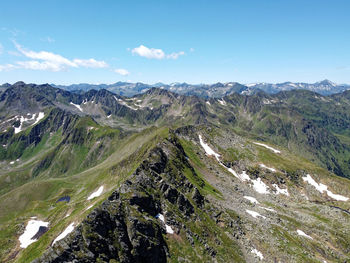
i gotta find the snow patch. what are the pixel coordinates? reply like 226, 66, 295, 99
246, 209, 266, 219
198, 135, 220, 161
70, 102, 83, 112
253, 142, 281, 154
226, 166, 250, 182
260, 207, 276, 212
272, 184, 289, 196
238, 170, 251, 182
251, 178, 269, 194
114, 96, 138, 110
297, 229, 312, 239
206, 101, 211, 105
259, 163, 276, 172
244, 196, 259, 204
87, 186, 104, 200
263, 99, 272, 105
227, 167, 268, 193
303, 174, 348, 201
156, 213, 174, 234
52, 223, 75, 245
19, 219, 49, 248
251, 248, 264, 260
33, 112, 45, 125
218, 99, 227, 106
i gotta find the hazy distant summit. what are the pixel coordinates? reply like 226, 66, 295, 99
48, 79, 350, 98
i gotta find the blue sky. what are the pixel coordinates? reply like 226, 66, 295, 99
0, 0, 349, 85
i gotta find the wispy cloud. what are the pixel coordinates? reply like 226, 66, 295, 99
0, 64, 16, 72
9, 42, 108, 71
114, 68, 130, 76
131, 45, 185, 60
41, 36, 55, 43
1, 27, 22, 37
0, 43, 3, 55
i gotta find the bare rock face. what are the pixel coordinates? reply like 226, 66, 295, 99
33, 137, 206, 263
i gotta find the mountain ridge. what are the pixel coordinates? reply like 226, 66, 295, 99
30, 79, 350, 98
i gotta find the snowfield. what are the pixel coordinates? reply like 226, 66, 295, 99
303, 174, 348, 201
87, 186, 104, 200
19, 219, 49, 248
52, 223, 75, 245
253, 142, 281, 154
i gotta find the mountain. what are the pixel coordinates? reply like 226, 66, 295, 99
245, 79, 350, 96
1, 82, 350, 262
46, 79, 350, 98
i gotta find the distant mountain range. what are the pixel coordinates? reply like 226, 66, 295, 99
40, 79, 350, 98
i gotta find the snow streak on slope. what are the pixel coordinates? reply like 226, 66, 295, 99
253, 142, 281, 154
246, 210, 266, 219
198, 135, 221, 161
52, 223, 75, 245
70, 102, 83, 112
303, 174, 348, 201
87, 186, 104, 200
297, 229, 313, 239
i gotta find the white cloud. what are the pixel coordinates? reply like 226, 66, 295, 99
0, 64, 16, 71
132, 45, 165, 59
0, 43, 3, 55
8, 50, 22, 56
16, 60, 64, 72
73, 58, 108, 68
166, 51, 185, 59
114, 68, 130, 76
131, 45, 185, 60
12, 42, 108, 71
190, 48, 195, 52
15, 42, 77, 68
